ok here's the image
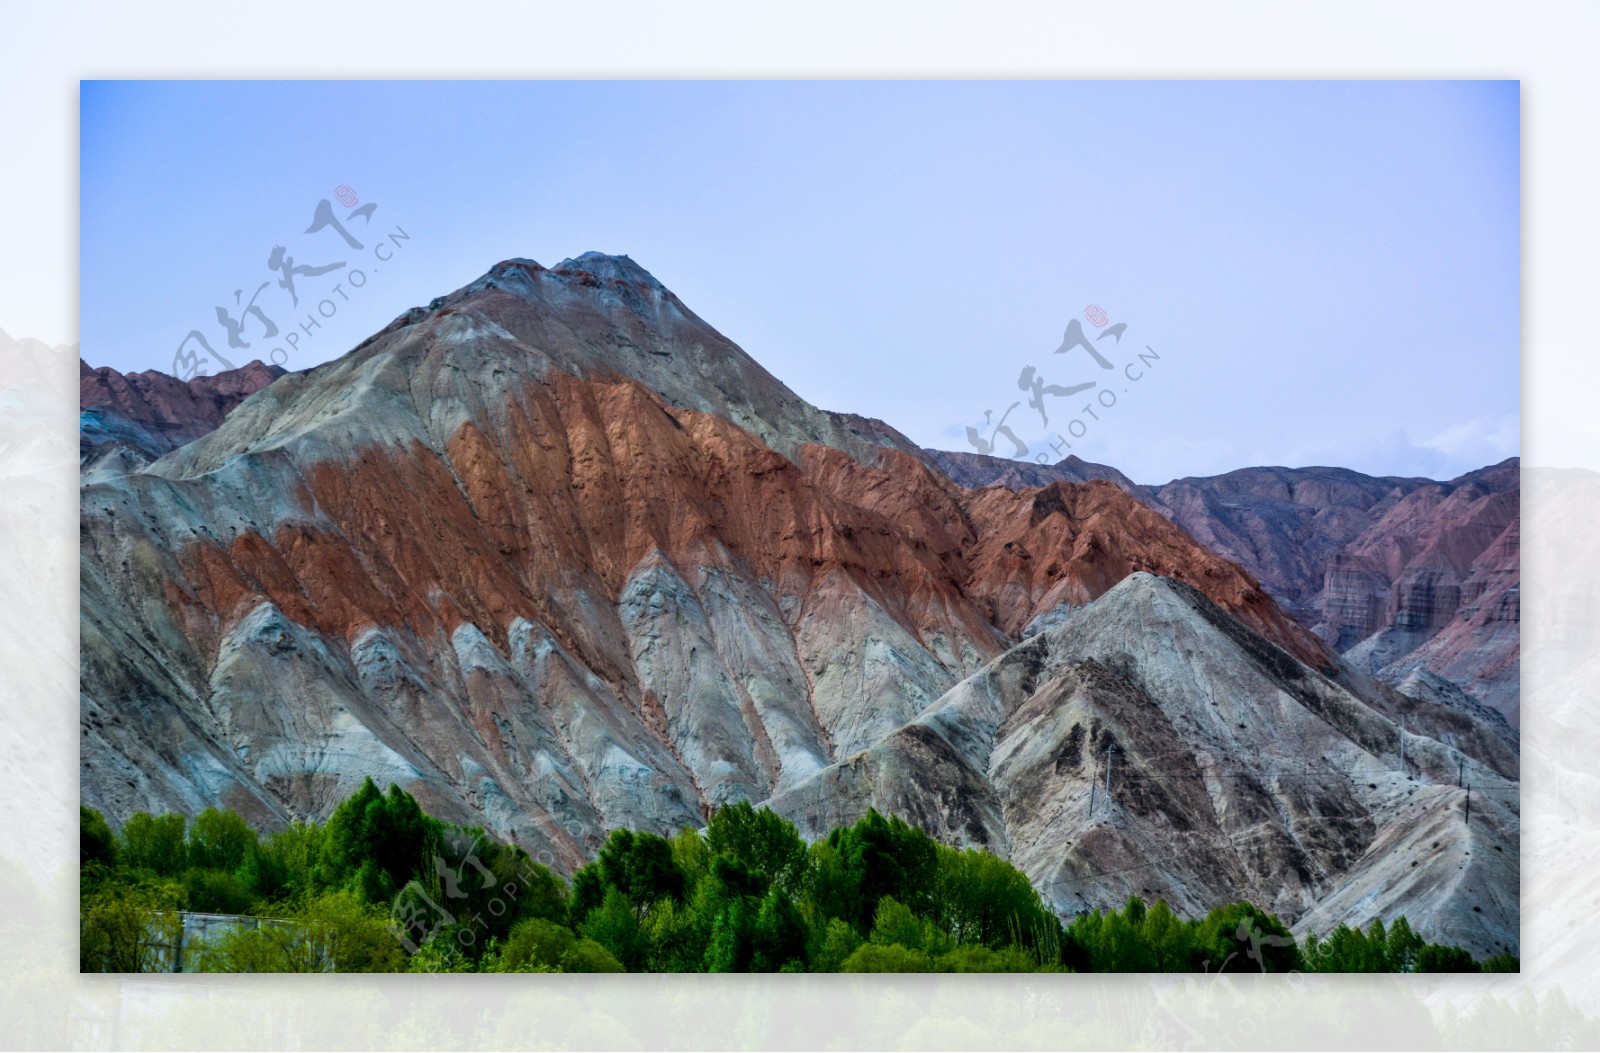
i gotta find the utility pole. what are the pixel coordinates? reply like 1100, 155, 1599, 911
1104, 746, 1115, 818
1465, 784, 1471, 826
1458, 757, 1465, 788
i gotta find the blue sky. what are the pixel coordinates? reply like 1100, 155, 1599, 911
80, 81, 1519, 484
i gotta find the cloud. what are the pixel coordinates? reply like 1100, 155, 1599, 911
1421, 413, 1520, 460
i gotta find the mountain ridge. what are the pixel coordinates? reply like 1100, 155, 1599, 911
78, 253, 1517, 953
933, 448, 1520, 724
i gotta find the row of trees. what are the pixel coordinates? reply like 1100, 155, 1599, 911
80, 781, 1516, 973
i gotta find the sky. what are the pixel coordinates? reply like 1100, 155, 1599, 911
79, 80, 1519, 485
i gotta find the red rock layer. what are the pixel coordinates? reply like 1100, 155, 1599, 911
168, 370, 1330, 688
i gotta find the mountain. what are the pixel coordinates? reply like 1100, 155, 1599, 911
924, 450, 1141, 493
79, 253, 1516, 953
79, 358, 285, 472
936, 451, 1520, 726
762, 572, 1518, 958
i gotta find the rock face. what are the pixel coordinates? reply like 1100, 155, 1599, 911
939, 452, 1521, 727
80, 358, 285, 470
762, 573, 1519, 959
924, 450, 1142, 494
80, 253, 1515, 952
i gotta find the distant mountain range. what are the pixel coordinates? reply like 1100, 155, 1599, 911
927, 452, 1520, 727
78, 253, 1519, 956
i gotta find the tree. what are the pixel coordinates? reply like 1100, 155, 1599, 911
118, 812, 188, 877
936, 944, 1041, 972
562, 937, 626, 973
1190, 902, 1298, 973
1086, 908, 1154, 972
933, 846, 1056, 951
825, 810, 939, 929
705, 802, 808, 897
80, 879, 184, 972
642, 896, 709, 973
241, 821, 324, 903
750, 889, 809, 972
840, 942, 933, 972
1416, 943, 1480, 973
193, 891, 404, 972
317, 779, 436, 902
868, 896, 951, 957
1140, 900, 1192, 972
495, 917, 578, 972
80, 806, 117, 870
568, 862, 607, 923
702, 896, 753, 973
595, 829, 687, 913
1385, 916, 1424, 972
581, 887, 647, 971
181, 868, 257, 915
809, 918, 863, 973
185, 808, 257, 873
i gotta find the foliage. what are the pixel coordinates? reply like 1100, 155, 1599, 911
118, 812, 188, 878
494, 917, 622, 973
317, 778, 436, 903
186, 807, 258, 872
80, 878, 184, 972
80, 806, 117, 870
79, 790, 1510, 974
1298, 914, 1501, 973
192, 891, 404, 972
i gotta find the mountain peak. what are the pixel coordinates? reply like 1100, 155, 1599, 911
551, 251, 665, 289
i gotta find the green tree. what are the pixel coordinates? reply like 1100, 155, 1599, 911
80, 806, 117, 870
241, 821, 325, 903
118, 812, 188, 877
193, 891, 404, 972
1416, 943, 1480, 973
703, 897, 753, 973
1086, 907, 1154, 972
934, 845, 1056, 951
1140, 899, 1192, 972
840, 942, 933, 972
935, 944, 1041, 972
825, 810, 939, 930
80, 879, 184, 972
318, 779, 436, 903
642, 896, 709, 973
181, 868, 257, 915
185, 808, 257, 873
868, 895, 951, 957
595, 829, 687, 913
495, 917, 578, 972
1385, 916, 1424, 972
809, 917, 863, 972
1190, 902, 1299, 973
489, 916, 629, 974
581, 887, 647, 970
562, 937, 626, 972
705, 802, 808, 897
750, 888, 809, 972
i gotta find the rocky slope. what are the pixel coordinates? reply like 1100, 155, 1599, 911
79, 358, 285, 472
762, 573, 1519, 958
938, 451, 1520, 726
79, 254, 1516, 952
82, 254, 1317, 866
